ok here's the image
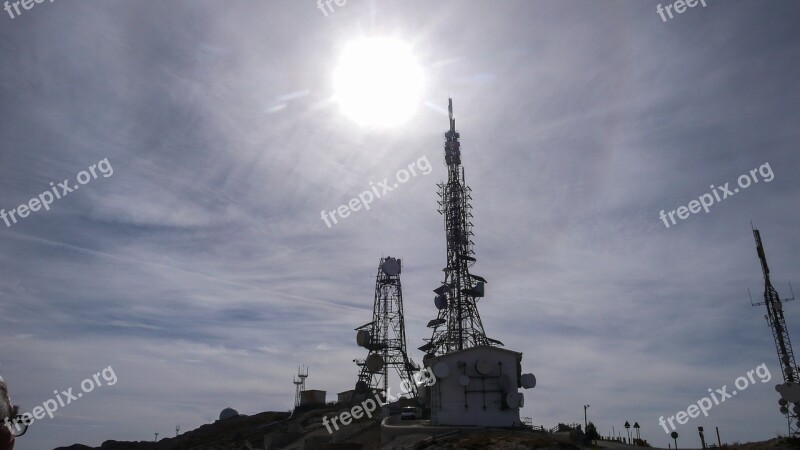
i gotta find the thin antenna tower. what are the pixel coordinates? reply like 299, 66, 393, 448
298, 365, 308, 392
751, 227, 800, 436
292, 374, 303, 408
421, 99, 499, 357
355, 256, 418, 398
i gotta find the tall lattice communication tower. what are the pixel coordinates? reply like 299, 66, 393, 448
421, 99, 502, 358
751, 227, 800, 436
354, 256, 418, 398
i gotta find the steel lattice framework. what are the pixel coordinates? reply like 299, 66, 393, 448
752, 228, 800, 436
421, 99, 500, 357
355, 257, 418, 397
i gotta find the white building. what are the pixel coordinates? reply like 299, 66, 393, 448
426, 346, 535, 427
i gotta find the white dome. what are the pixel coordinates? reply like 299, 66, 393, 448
219, 407, 239, 420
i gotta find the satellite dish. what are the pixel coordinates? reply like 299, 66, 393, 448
381, 258, 401, 276
458, 375, 470, 386
475, 360, 493, 375
435, 295, 448, 310
506, 393, 520, 408
356, 330, 371, 347
366, 354, 384, 372
521, 373, 536, 389
518, 392, 525, 408
433, 361, 450, 378
355, 381, 368, 393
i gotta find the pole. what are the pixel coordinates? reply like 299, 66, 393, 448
716, 427, 721, 447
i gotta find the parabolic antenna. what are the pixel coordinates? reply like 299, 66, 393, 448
356, 330, 371, 347
475, 359, 493, 375
434, 295, 447, 310
366, 354, 384, 372
521, 373, 536, 389
506, 393, 520, 408
458, 375, 470, 386
381, 257, 401, 276
355, 380, 368, 393
518, 392, 525, 408
433, 361, 450, 378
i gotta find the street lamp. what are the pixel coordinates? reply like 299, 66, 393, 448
584, 404, 590, 431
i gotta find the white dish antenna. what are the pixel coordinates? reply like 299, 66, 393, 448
506, 393, 519, 408
381, 257, 401, 276
433, 361, 450, 378
475, 359, 493, 375
356, 330, 371, 347
521, 373, 536, 389
366, 354, 384, 372
434, 295, 447, 310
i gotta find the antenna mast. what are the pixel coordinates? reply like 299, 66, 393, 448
355, 257, 418, 398
422, 99, 497, 357
752, 228, 800, 436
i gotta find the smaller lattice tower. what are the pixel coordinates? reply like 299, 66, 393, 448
354, 256, 418, 398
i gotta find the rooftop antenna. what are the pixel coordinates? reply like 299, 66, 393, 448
750, 227, 799, 436
420, 98, 500, 357
354, 256, 418, 398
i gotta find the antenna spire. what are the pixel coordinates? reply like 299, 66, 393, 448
751, 228, 800, 437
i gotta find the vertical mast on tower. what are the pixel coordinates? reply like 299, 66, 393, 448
751, 227, 799, 436
421, 99, 499, 357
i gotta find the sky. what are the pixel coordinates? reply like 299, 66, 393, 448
1, 1, 799, 449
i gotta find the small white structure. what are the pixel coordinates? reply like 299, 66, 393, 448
426, 346, 535, 427
300, 389, 327, 406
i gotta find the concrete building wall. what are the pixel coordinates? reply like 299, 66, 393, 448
428, 346, 523, 427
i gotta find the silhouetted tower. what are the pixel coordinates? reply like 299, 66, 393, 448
355, 256, 418, 398
298, 365, 308, 392
292, 374, 303, 408
421, 99, 500, 357
751, 227, 799, 436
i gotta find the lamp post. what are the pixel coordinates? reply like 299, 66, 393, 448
584, 404, 590, 431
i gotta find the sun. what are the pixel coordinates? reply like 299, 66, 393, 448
333, 38, 424, 128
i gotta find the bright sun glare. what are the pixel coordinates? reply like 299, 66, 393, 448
333, 38, 424, 128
